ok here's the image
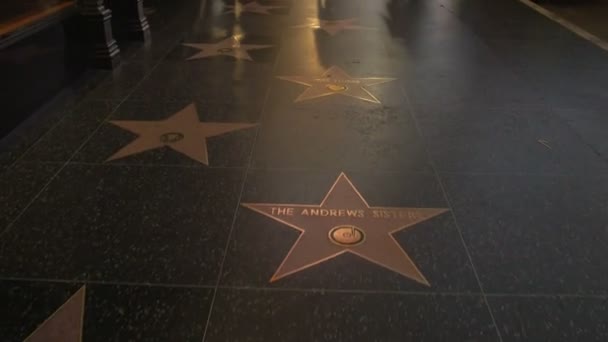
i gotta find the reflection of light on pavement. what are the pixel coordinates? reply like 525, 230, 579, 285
308, 18, 322, 29
233, 0, 243, 19
209, 0, 225, 17
230, 22, 245, 97
519, 0, 608, 52
303, 27, 323, 73
300, 0, 320, 72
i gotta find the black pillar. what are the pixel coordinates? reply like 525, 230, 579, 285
110, 0, 151, 42
78, 0, 120, 69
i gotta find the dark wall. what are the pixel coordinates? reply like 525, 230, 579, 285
0, 22, 87, 138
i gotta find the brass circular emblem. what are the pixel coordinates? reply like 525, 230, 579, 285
326, 83, 348, 92
218, 47, 234, 53
160, 132, 184, 144
329, 225, 365, 247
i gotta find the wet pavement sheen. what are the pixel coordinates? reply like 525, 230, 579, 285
1, 0, 608, 341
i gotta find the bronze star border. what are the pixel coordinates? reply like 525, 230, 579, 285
106, 103, 257, 165
183, 36, 272, 61
277, 66, 396, 104
292, 18, 375, 36
242, 173, 449, 285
